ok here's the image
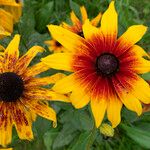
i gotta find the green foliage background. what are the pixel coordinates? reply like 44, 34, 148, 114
1, 0, 150, 149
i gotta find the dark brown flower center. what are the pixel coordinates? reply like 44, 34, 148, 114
96, 53, 119, 76
78, 31, 84, 38
56, 41, 62, 47
0, 72, 24, 102
15, 0, 19, 3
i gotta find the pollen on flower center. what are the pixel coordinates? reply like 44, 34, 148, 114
96, 53, 119, 76
0, 72, 24, 102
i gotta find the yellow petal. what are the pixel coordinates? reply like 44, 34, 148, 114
119, 90, 142, 116
101, 1, 118, 45
25, 73, 66, 87
0, 148, 13, 150
25, 88, 70, 103
131, 76, 150, 104
130, 45, 150, 58
12, 102, 33, 140
70, 86, 90, 109
61, 22, 75, 33
115, 25, 147, 55
91, 99, 107, 128
15, 46, 44, 75
53, 73, 75, 94
0, 103, 13, 147
0, 45, 5, 51
70, 11, 80, 25
129, 45, 150, 74
22, 62, 50, 81
134, 59, 150, 74
44, 39, 54, 46
45, 39, 67, 53
47, 25, 88, 53
0, 9, 13, 33
91, 12, 102, 26
62, 21, 71, 30
0, 26, 11, 39
116, 73, 150, 104
23, 100, 56, 123
0, 0, 20, 6
83, 19, 103, 40
41, 53, 73, 72
1, 1, 22, 23
80, 6, 88, 23
4, 34, 20, 72
107, 96, 122, 128
49, 91, 70, 103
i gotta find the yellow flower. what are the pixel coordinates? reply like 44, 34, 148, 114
42, 1, 150, 128
0, 0, 22, 39
45, 6, 101, 53
0, 34, 69, 147
0, 0, 22, 23
0, 148, 13, 150
0, 9, 13, 39
45, 39, 67, 53
62, 6, 101, 35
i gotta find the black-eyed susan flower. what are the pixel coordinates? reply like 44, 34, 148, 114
0, 0, 22, 23
0, 9, 13, 39
44, 39, 67, 53
0, 34, 69, 147
42, 1, 150, 128
0, 0, 22, 39
62, 6, 101, 36
45, 6, 101, 53
0, 148, 12, 150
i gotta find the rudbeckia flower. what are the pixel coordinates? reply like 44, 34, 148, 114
44, 39, 66, 53
0, 148, 12, 150
0, 0, 22, 23
0, 34, 69, 147
45, 6, 101, 53
0, 0, 22, 39
0, 9, 13, 39
42, 1, 150, 128
62, 6, 101, 36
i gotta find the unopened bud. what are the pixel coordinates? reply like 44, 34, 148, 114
99, 123, 114, 137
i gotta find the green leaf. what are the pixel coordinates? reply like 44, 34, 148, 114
52, 123, 78, 149
69, 0, 80, 18
70, 129, 97, 150
121, 124, 150, 149
43, 128, 59, 150
141, 72, 150, 80
35, 1, 54, 33
59, 108, 93, 131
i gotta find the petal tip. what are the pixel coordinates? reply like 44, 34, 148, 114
109, 1, 115, 9
14, 34, 21, 41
